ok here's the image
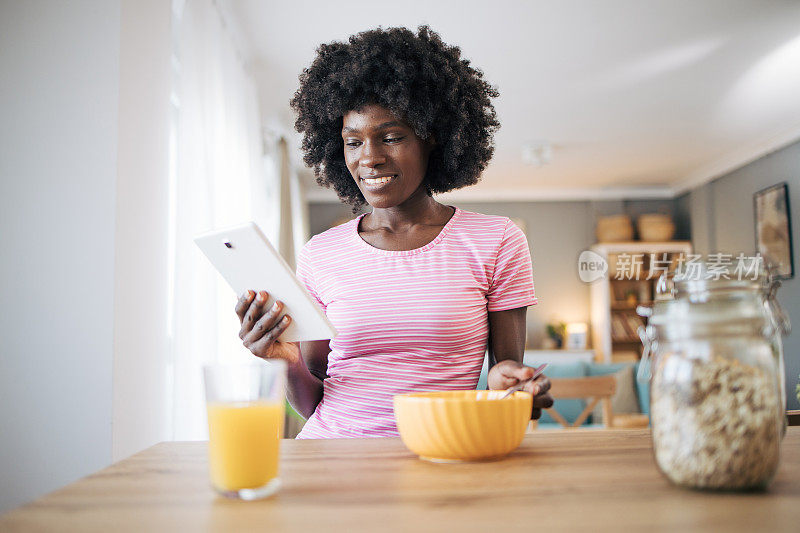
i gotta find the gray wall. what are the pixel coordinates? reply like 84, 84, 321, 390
456, 202, 595, 349
0, 0, 120, 512
308, 197, 688, 350
690, 140, 800, 410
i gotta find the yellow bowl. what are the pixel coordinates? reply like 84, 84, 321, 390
393, 390, 533, 462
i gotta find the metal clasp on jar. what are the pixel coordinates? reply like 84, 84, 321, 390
765, 276, 791, 337
635, 304, 656, 384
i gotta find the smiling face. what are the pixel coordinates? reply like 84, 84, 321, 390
342, 104, 434, 209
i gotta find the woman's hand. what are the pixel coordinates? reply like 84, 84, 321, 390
487, 360, 554, 420
235, 290, 300, 364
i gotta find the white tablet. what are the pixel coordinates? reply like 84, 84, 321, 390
194, 222, 336, 342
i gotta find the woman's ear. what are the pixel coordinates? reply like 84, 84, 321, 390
425, 135, 437, 153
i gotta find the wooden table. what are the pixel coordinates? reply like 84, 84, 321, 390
2, 428, 799, 532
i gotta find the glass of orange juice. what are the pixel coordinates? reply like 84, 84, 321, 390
203, 360, 286, 500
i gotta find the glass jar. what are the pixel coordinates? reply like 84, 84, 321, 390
637, 264, 790, 490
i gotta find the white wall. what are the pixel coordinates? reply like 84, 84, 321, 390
112, 0, 172, 463
0, 0, 120, 512
0, 0, 172, 513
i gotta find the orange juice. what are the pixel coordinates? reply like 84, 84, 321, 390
207, 401, 284, 491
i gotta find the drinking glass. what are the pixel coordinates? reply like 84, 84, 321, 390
203, 360, 286, 500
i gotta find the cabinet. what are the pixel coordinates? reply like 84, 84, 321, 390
589, 241, 692, 363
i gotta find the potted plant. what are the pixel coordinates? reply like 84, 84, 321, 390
544, 322, 566, 349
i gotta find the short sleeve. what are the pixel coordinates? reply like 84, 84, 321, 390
296, 241, 326, 311
486, 219, 538, 312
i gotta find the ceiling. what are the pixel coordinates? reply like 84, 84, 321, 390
223, 0, 800, 202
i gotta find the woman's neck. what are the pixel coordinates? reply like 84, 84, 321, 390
364, 191, 451, 233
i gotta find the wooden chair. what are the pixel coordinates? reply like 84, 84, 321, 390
610, 413, 650, 428
542, 375, 617, 428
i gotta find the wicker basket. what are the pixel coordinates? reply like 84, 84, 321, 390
637, 214, 675, 241
596, 215, 634, 242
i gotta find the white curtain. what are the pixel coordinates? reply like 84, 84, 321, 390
261, 132, 310, 267
290, 161, 310, 265
261, 133, 310, 436
170, 0, 270, 440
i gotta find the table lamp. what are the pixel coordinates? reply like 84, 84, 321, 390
565, 322, 588, 350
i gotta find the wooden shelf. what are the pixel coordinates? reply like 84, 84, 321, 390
590, 241, 693, 363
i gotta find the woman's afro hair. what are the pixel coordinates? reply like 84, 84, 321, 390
290, 25, 500, 210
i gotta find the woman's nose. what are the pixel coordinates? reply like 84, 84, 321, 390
359, 140, 387, 168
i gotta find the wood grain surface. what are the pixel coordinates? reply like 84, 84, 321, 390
2, 428, 799, 532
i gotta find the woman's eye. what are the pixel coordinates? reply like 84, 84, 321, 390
345, 140, 361, 147
384, 136, 404, 143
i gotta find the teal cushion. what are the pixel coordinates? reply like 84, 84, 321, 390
587, 362, 650, 415
538, 362, 589, 425
476, 354, 489, 390
587, 362, 641, 423
588, 361, 650, 416
587, 362, 631, 377
537, 422, 606, 431
633, 361, 650, 415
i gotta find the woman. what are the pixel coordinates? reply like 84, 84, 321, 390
235, 26, 553, 438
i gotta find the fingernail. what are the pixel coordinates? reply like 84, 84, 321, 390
282, 316, 290, 324
256, 292, 266, 303
532, 384, 540, 396
273, 301, 282, 311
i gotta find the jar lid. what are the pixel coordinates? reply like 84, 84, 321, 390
646, 260, 789, 334
658, 260, 769, 300
647, 297, 768, 328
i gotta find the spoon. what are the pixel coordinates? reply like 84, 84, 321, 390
499, 363, 548, 399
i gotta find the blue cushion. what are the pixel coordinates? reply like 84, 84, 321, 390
476, 354, 490, 390
588, 361, 650, 416
537, 422, 606, 430
587, 362, 631, 377
537, 362, 589, 425
633, 361, 650, 415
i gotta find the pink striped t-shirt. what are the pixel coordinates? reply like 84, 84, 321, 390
294, 207, 537, 439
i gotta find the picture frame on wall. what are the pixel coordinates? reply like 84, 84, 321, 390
754, 182, 794, 280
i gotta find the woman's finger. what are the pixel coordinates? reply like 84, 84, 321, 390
234, 290, 255, 323
533, 392, 554, 410
243, 300, 284, 345
501, 363, 534, 382
521, 379, 541, 396
521, 374, 552, 395
492, 373, 519, 389
531, 407, 542, 420
239, 291, 269, 339
534, 375, 551, 395
491, 360, 532, 384
248, 316, 294, 360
